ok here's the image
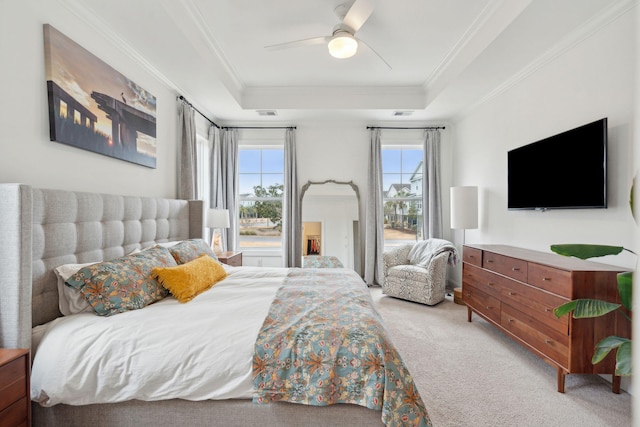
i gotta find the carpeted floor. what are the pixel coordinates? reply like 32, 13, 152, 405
369, 287, 632, 427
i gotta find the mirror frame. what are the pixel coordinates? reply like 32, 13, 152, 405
300, 179, 360, 203
300, 180, 361, 272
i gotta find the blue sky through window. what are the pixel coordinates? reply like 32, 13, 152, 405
382, 148, 422, 194
239, 148, 284, 195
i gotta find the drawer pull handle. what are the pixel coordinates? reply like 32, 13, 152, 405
545, 339, 552, 345
468, 255, 475, 258
488, 282, 494, 286
545, 308, 552, 312
508, 292, 515, 296
487, 259, 494, 263
508, 318, 514, 323
512, 267, 520, 271
542, 277, 551, 281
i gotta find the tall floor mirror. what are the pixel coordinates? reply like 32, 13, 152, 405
300, 180, 360, 272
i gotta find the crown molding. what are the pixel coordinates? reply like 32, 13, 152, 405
56, 0, 183, 94
178, 0, 245, 93
423, 0, 507, 88
452, 0, 639, 122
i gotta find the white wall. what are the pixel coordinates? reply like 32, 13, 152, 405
452, 10, 636, 273
452, 9, 636, 394
0, 1, 179, 198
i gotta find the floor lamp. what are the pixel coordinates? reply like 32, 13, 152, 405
450, 186, 478, 245
207, 208, 230, 254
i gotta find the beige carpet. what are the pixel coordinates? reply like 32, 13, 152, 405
369, 288, 632, 427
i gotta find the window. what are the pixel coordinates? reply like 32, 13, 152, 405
382, 147, 423, 249
238, 147, 284, 251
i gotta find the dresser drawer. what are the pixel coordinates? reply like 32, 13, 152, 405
463, 263, 501, 299
0, 358, 26, 411
463, 246, 482, 267
501, 304, 569, 368
501, 280, 569, 336
483, 252, 528, 282
463, 281, 501, 324
0, 396, 28, 427
527, 263, 572, 298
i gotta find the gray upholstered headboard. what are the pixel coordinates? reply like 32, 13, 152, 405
0, 184, 204, 349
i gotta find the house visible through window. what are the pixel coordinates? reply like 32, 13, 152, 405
238, 147, 284, 251
382, 147, 423, 249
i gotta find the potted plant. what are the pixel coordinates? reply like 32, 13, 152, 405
550, 244, 633, 376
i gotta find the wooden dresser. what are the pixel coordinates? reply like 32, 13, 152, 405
0, 349, 30, 426
462, 244, 630, 393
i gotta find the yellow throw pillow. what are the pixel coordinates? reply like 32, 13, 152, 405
152, 254, 227, 303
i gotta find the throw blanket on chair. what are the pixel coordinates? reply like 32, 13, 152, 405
252, 268, 432, 427
407, 238, 459, 268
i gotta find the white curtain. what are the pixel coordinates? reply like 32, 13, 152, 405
211, 127, 239, 251
423, 130, 443, 239
283, 128, 301, 267
364, 129, 385, 286
178, 102, 197, 200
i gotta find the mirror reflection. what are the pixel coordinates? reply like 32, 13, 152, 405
301, 180, 360, 271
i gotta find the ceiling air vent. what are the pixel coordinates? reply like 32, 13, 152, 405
393, 111, 413, 117
257, 110, 277, 117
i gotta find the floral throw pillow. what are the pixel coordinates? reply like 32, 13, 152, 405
65, 246, 177, 316
168, 238, 218, 264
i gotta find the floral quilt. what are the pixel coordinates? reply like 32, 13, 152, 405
252, 268, 432, 427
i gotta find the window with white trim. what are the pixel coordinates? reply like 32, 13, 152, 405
238, 146, 284, 252
382, 146, 423, 249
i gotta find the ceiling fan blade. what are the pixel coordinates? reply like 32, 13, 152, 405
265, 36, 330, 51
357, 37, 392, 70
342, 0, 376, 33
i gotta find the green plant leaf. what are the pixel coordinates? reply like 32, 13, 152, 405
616, 341, 632, 376
630, 180, 635, 220
592, 337, 632, 376
550, 244, 624, 260
618, 272, 632, 312
592, 336, 630, 365
554, 299, 621, 319
553, 301, 577, 318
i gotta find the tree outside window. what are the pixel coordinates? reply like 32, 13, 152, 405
238, 148, 283, 250
382, 147, 423, 249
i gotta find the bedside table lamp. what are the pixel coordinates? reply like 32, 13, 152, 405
450, 186, 478, 244
207, 208, 230, 254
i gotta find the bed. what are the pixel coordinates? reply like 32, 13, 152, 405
0, 184, 431, 427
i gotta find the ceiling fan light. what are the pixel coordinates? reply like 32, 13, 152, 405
328, 34, 358, 59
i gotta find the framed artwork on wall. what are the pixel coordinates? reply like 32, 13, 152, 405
43, 24, 157, 168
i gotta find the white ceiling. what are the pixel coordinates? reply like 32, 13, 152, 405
62, 0, 625, 124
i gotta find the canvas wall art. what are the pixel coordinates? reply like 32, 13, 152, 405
43, 24, 157, 168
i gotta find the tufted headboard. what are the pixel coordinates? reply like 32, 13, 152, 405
0, 184, 204, 349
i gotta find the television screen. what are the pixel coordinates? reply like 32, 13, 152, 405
507, 118, 607, 210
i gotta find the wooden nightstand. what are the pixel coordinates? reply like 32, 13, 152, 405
217, 251, 242, 266
0, 349, 30, 427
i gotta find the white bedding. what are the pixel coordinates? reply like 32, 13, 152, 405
31, 266, 288, 407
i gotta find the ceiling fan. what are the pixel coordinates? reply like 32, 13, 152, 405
264, 0, 391, 69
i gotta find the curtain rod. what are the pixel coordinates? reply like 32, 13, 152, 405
177, 95, 220, 129
367, 126, 445, 130
223, 126, 296, 130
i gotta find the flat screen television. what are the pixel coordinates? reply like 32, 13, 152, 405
507, 118, 607, 211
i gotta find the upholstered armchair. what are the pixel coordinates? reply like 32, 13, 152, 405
382, 239, 458, 306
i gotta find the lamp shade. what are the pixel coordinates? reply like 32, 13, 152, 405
328, 32, 358, 59
450, 186, 478, 230
206, 209, 230, 228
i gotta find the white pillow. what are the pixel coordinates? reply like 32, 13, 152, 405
53, 262, 96, 316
